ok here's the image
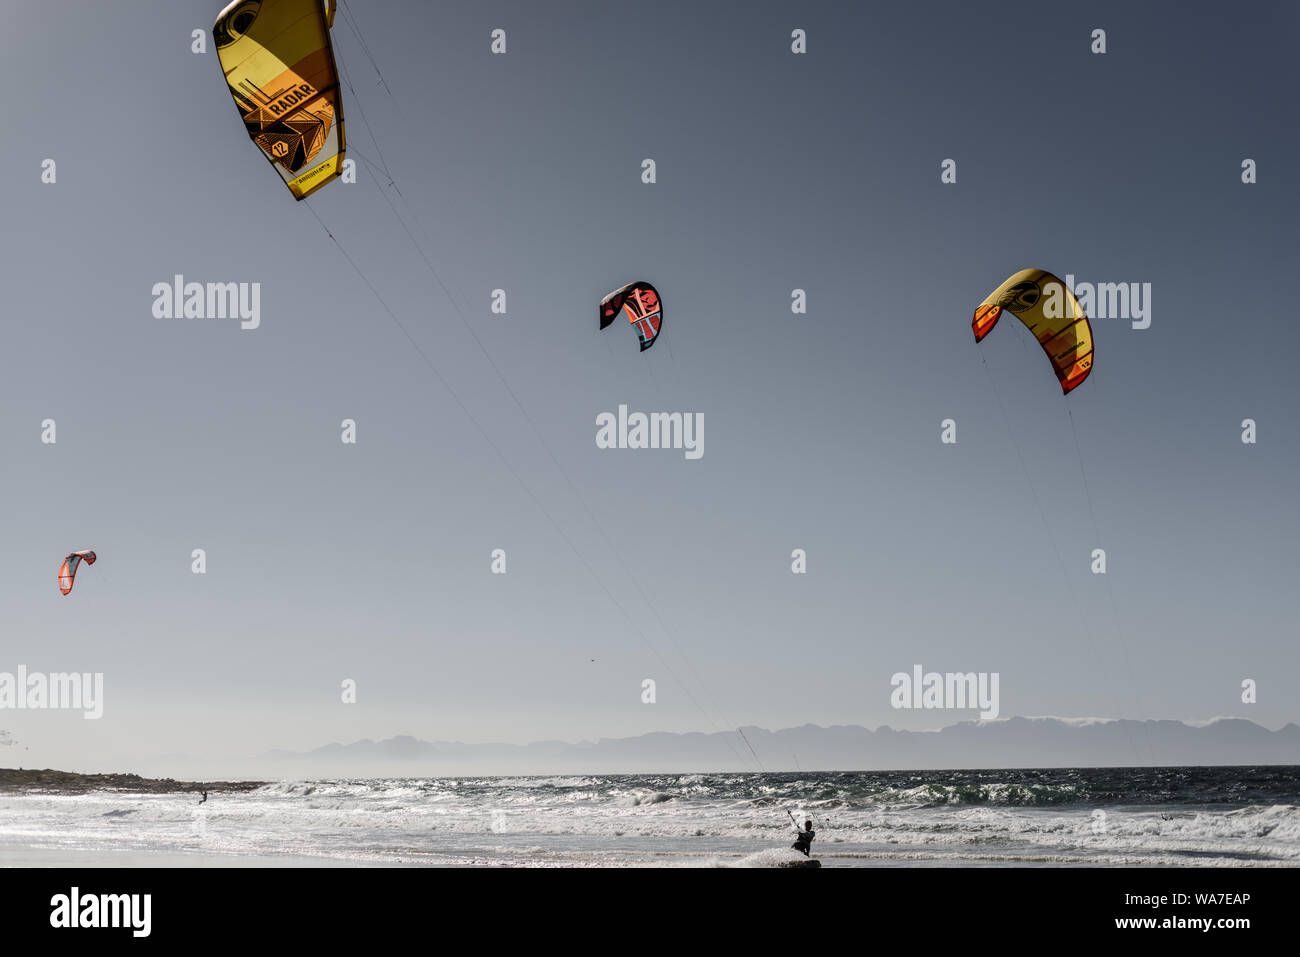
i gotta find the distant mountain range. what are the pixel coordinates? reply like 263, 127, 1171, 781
257, 717, 1300, 776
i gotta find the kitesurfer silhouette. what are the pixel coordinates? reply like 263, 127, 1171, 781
792, 819, 815, 856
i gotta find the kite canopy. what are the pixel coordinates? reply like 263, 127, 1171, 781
214, 0, 346, 200
58, 550, 97, 596
600, 282, 662, 352
973, 268, 1094, 394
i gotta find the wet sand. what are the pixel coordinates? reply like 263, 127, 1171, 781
0, 844, 369, 867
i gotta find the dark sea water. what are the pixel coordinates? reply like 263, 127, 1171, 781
736, 765, 1300, 807
2, 767, 1297, 867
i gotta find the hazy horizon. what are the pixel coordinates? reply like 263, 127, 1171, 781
6, 713, 1296, 782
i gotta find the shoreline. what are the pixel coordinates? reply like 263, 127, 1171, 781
0, 768, 265, 796
0, 844, 366, 868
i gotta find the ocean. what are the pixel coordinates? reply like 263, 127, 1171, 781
2, 767, 1297, 867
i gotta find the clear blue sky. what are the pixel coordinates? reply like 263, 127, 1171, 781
1, 1, 1296, 773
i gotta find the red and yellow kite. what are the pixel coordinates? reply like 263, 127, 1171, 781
973, 269, 1093, 394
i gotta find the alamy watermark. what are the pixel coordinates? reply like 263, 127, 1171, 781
151, 274, 260, 330
890, 665, 999, 719
0, 666, 103, 719
1052, 274, 1151, 330
595, 404, 704, 460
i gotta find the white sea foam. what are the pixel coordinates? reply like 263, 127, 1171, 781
1, 774, 1296, 867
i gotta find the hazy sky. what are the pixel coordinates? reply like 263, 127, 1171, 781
1, 1, 1296, 773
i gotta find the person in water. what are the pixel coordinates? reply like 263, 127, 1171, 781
792, 819, 815, 856
198, 790, 208, 805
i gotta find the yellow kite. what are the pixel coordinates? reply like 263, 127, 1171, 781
973, 268, 1094, 394
214, 0, 345, 199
